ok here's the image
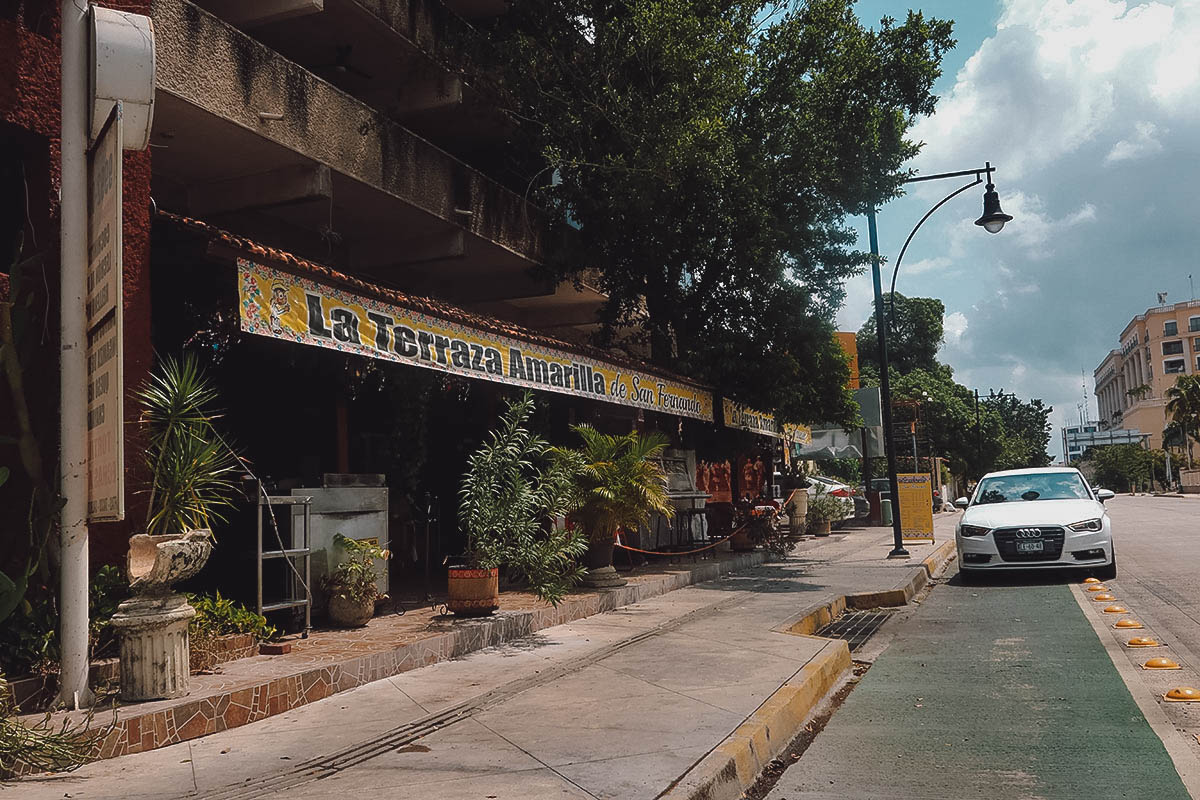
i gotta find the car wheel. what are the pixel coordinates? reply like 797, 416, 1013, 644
1096, 553, 1117, 581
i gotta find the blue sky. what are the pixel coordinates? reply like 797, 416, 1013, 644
840, 0, 1200, 459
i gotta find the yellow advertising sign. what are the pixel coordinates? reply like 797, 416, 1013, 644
722, 398, 812, 444
237, 260, 714, 421
896, 473, 934, 541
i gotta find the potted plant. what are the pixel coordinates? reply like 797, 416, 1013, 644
455, 392, 587, 615
322, 534, 389, 627
138, 353, 240, 543
112, 354, 241, 701
567, 427, 673, 588
806, 486, 850, 536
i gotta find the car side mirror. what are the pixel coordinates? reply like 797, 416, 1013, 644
954, 497, 970, 509
1096, 488, 1115, 503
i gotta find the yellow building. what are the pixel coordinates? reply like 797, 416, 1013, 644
1094, 299, 1200, 449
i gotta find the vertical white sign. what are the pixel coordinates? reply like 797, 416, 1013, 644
86, 105, 123, 522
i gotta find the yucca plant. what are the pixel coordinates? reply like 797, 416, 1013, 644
567, 426, 673, 546
458, 392, 587, 605
138, 354, 240, 536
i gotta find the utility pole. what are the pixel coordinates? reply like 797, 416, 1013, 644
59, 0, 94, 709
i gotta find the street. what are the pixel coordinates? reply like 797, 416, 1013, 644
9, 497, 1200, 799
766, 494, 1200, 800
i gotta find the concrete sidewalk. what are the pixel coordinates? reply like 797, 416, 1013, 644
12, 520, 958, 800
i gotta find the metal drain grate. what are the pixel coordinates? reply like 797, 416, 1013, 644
814, 610, 894, 652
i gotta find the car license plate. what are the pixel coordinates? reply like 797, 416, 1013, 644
1016, 541, 1043, 553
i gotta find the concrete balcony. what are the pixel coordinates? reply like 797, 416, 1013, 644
150, 0, 546, 305
191, 0, 515, 174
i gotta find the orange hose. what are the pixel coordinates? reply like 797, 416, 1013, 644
613, 523, 750, 556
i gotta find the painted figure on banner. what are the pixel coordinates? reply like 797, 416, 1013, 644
268, 282, 290, 335
699, 460, 732, 504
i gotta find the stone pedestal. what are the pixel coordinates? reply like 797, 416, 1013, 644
581, 565, 627, 588
110, 593, 196, 701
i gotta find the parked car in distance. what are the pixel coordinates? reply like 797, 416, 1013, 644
805, 476, 859, 522
954, 467, 1116, 582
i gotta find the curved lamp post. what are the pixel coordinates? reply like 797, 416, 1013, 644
867, 162, 1013, 559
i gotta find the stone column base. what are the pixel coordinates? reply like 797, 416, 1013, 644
581, 565, 628, 588
110, 593, 197, 701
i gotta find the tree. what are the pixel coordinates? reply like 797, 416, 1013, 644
1087, 444, 1160, 493
858, 293, 947, 379
1165, 374, 1200, 468
479, 1, 955, 426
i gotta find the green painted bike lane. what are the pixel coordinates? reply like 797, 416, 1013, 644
766, 575, 1191, 800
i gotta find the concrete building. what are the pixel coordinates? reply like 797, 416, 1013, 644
1093, 299, 1200, 449
1062, 425, 1147, 463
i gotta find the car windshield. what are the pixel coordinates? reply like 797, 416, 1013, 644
973, 473, 1092, 504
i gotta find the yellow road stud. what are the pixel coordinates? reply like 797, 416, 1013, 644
1086, 585, 1108, 592
1092, 593, 1116, 601
1113, 619, 1143, 629
1125, 636, 1160, 647
1103, 605, 1129, 614
1083, 577, 1100, 584
1142, 657, 1181, 670
1163, 687, 1200, 702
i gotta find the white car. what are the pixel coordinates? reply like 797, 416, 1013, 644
805, 476, 858, 522
954, 467, 1115, 582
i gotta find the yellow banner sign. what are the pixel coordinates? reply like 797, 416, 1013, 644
237, 260, 714, 421
722, 398, 811, 444
896, 473, 934, 541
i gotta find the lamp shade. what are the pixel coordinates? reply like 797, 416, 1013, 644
975, 183, 1013, 234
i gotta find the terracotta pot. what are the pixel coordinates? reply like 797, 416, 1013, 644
809, 519, 832, 537
447, 567, 499, 617
327, 592, 375, 627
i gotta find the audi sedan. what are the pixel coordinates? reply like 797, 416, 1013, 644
954, 467, 1116, 582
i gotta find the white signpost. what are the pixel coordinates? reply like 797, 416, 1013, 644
86, 104, 123, 522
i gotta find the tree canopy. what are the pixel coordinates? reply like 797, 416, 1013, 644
858, 294, 1052, 476
477, 0, 955, 426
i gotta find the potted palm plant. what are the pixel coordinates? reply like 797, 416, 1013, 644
455, 392, 587, 615
323, 534, 389, 627
567, 427, 673, 588
805, 486, 850, 536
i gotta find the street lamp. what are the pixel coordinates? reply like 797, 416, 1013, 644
867, 163, 1013, 559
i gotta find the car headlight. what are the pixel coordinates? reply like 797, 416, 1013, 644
1068, 518, 1103, 532
959, 524, 990, 538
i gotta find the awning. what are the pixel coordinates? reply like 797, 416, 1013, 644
160, 212, 715, 422
722, 398, 812, 445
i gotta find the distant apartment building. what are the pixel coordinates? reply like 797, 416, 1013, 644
1093, 299, 1200, 449
1062, 425, 1147, 463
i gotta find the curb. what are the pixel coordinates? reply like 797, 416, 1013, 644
660, 543, 958, 800
846, 538, 957, 610
658, 638, 851, 800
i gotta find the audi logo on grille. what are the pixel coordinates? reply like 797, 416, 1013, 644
1015, 528, 1043, 539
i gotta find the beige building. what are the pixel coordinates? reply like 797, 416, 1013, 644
1094, 299, 1200, 448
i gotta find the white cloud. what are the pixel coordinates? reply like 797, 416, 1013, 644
1105, 121, 1165, 163
977, 191, 1097, 256
909, 0, 1197, 181
905, 256, 952, 275
944, 311, 969, 344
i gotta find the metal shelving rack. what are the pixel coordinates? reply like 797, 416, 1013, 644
256, 492, 312, 637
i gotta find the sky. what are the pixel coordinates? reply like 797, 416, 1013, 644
839, 0, 1200, 461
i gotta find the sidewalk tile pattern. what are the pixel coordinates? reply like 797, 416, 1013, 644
30, 552, 766, 764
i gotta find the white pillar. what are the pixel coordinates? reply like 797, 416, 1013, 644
58, 0, 94, 709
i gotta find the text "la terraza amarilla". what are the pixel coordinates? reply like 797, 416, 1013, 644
304, 294, 703, 414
